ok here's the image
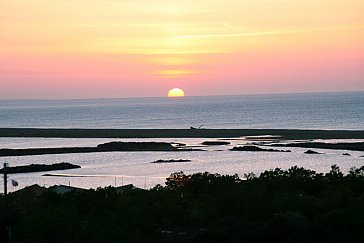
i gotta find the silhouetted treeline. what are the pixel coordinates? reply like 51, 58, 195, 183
2, 165, 364, 242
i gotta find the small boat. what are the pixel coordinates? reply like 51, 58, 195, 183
190, 125, 205, 130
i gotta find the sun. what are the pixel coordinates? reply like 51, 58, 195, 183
168, 88, 185, 97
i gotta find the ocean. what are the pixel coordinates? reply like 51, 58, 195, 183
0, 92, 363, 129
0, 92, 364, 192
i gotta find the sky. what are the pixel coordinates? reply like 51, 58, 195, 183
0, 0, 363, 99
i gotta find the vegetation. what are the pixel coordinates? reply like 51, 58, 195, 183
201, 141, 230, 145
152, 159, 191, 163
2, 165, 364, 242
96, 141, 176, 151
0, 142, 177, 157
271, 141, 364, 151
231, 145, 291, 152
0, 162, 80, 174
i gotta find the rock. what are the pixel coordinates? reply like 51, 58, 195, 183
304, 150, 322, 154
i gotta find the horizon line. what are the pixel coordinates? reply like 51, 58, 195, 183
0, 90, 363, 101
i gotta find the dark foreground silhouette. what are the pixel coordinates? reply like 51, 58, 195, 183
2, 165, 364, 242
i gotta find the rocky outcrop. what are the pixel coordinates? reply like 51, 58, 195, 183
304, 150, 322, 154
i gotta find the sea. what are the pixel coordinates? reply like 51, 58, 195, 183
0, 92, 363, 192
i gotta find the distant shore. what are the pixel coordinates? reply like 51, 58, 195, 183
0, 142, 178, 157
1, 128, 364, 139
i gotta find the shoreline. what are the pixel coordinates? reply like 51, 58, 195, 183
0, 141, 179, 157
1, 128, 364, 139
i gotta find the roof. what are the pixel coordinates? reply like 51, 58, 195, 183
11, 184, 48, 197
50, 185, 86, 194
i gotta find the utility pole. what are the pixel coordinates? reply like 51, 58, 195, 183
7, 226, 11, 243
3, 163, 8, 195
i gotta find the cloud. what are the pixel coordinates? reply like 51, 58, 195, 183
173, 26, 364, 39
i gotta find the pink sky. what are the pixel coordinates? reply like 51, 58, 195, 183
0, 0, 363, 99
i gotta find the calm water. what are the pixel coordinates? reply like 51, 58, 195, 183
1, 137, 364, 193
0, 92, 364, 192
0, 92, 363, 129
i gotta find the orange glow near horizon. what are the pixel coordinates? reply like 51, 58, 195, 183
0, 0, 363, 98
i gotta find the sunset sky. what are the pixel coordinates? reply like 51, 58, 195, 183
1, 0, 363, 99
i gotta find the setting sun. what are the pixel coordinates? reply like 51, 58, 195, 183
168, 88, 185, 97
